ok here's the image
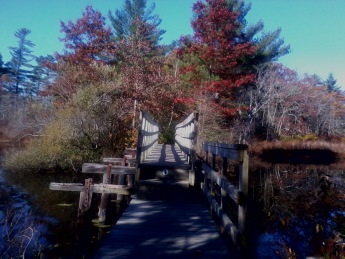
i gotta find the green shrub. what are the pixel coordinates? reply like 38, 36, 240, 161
3, 65, 136, 172
3, 118, 100, 172
159, 126, 175, 144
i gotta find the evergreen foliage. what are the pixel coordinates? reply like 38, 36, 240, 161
108, 0, 165, 47
7, 28, 36, 94
325, 73, 341, 92
0, 53, 5, 74
226, 0, 290, 67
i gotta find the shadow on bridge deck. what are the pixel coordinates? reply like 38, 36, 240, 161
95, 196, 236, 258
136, 144, 194, 200
141, 143, 190, 168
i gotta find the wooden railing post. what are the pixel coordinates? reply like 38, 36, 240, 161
201, 142, 249, 252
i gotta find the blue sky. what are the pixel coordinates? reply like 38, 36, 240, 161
1, 0, 344, 88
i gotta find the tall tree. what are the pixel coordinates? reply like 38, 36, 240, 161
0, 53, 10, 89
108, 0, 178, 125
45, 6, 114, 101
29, 55, 56, 95
325, 73, 341, 92
7, 28, 35, 94
0, 53, 7, 76
178, 0, 257, 118
59, 6, 114, 65
108, 0, 165, 48
250, 64, 345, 139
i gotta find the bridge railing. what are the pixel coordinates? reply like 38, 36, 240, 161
175, 113, 198, 165
136, 111, 159, 181
175, 112, 198, 185
201, 142, 249, 250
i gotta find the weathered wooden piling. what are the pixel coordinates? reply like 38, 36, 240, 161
78, 178, 93, 216
98, 164, 112, 222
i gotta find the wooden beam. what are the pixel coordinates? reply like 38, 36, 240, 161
92, 183, 134, 195
49, 182, 83, 191
82, 163, 136, 175
203, 142, 248, 160
238, 149, 249, 244
202, 163, 239, 203
102, 158, 125, 165
102, 158, 136, 167
201, 183, 238, 244
49, 182, 135, 195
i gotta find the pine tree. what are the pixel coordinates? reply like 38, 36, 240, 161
108, 0, 171, 118
226, 0, 290, 67
29, 55, 55, 95
108, 0, 165, 46
0, 53, 6, 76
109, 0, 167, 62
7, 28, 35, 94
324, 73, 340, 92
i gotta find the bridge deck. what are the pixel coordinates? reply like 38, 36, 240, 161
95, 197, 231, 258
141, 143, 190, 169
95, 143, 233, 257
137, 144, 191, 189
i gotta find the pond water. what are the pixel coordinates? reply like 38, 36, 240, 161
249, 163, 345, 258
0, 168, 129, 258
0, 160, 344, 258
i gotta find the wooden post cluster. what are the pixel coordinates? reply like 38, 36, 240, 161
49, 162, 136, 222
136, 111, 159, 182
201, 142, 249, 249
175, 112, 198, 186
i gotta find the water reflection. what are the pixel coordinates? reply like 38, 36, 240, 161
250, 163, 345, 258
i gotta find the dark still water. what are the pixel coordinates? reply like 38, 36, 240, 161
0, 169, 128, 258
249, 163, 345, 258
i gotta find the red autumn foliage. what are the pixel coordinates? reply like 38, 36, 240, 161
178, 0, 257, 118
42, 6, 115, 102
58, 6, 114, 65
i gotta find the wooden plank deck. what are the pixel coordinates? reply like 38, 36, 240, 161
95, 197, 232, 258
137, 144, 191, 188
94, 142, 234, 258
141, 143, 190, 169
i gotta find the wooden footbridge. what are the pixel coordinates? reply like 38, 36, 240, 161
50, 112, 249, 258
